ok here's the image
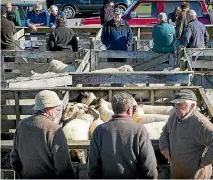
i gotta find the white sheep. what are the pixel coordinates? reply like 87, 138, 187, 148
144, 121, 166, 139
91, 65, 134, 73
62, 106, 99, 164
139, 105, 174, 115
62, 103, 88, 121
137, 114, 169, 124
47, 60, 75, 73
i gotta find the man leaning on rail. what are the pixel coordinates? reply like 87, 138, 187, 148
159, 89, 213, 179
10, 90, 75, 179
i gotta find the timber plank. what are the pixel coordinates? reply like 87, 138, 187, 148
70, 72, 192, 85
1, 105, 33, 115
186, 48, 213, 57
1, 139, 159, 150
191, 60, 213, 69
1, 120, 16, 129
1, 50, 74, 59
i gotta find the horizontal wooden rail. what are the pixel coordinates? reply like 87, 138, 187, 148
185, 48, 213, 56
1, 50, 74, 59
5, 71, 193, 88
1, 139, 160, 150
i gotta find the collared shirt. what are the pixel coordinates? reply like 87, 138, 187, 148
49, 11, 65, 27
26, 10, 48, 27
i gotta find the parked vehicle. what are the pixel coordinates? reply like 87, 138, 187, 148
81, 0, 213, 25
1, 2, 50, 26
46, 0, 133, 19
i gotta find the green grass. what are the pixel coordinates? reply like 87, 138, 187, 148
135, 5, 151, 14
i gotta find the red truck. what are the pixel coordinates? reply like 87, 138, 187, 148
81, 0, 213, 25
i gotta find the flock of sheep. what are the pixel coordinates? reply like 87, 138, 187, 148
60, 91, 175, 164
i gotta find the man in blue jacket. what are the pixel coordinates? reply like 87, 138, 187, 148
152, 12, 177, 53
182, 10, 209, 48
25, 2, 48, 32
49, 5, 65, 29
101, 7, 133, 62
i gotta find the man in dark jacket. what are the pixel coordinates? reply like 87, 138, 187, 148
1, 7, 15, 50
10, 90, 75, 179
101, 7, 133, 62
88, 92, 158, 179
182, 10, 209, 48
5, 1, 22, 26
47, 16, 78, 52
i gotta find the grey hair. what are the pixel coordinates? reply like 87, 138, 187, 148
158, 12, 167, 22
188, 9, 197, 18
111, 92, 135, 114
50, 5, 58, 11
185, 99, 197, 109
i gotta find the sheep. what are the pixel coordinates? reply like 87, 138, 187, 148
139, 105, 174, 115
62, 103, 88, 121
137, 114, 169, 124
144, 121, 167, 139
89, 98, 114, 122
62, 106, 99, 164
89, 119, 105, 138
91, 65, 134, 73
47, 60, 75, 73
76, 92, 97, 106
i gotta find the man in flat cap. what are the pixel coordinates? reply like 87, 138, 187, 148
159, 89, 213, 179
101, 6, 133, 62
25, 2, 49, 32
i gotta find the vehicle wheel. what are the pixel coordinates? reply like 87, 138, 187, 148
63, 6, 75, 19
114, 5, 126, 12
209, 9, 213, 24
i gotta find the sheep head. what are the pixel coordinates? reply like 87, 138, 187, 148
76, 107, 100, 124
76, 92, 97, 105
62, 103, 88, 121
47, 60, 68, 73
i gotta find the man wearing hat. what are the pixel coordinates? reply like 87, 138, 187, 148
101, 6, 133, 62
49, 5, 65, 29
5, 1, 21, 26
25, 2, 49, 32
1, 7, 15, 50
159, 89, 213, 179
10, 90, 75, 179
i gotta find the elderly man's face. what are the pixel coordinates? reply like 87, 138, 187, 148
51, 9, 58, 16
6, 7, 12, 12
175, 102, 191, 119
114, 13, 122, 22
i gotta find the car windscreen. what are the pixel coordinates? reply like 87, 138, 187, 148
165, 2, 204, 18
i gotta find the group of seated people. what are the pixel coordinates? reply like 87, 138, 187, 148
3, 1, 65, 31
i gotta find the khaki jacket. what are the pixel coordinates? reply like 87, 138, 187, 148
159, 108, 213, 179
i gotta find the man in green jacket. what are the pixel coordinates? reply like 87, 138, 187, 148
5, 1, 22, 26
152, 12, 177, 53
